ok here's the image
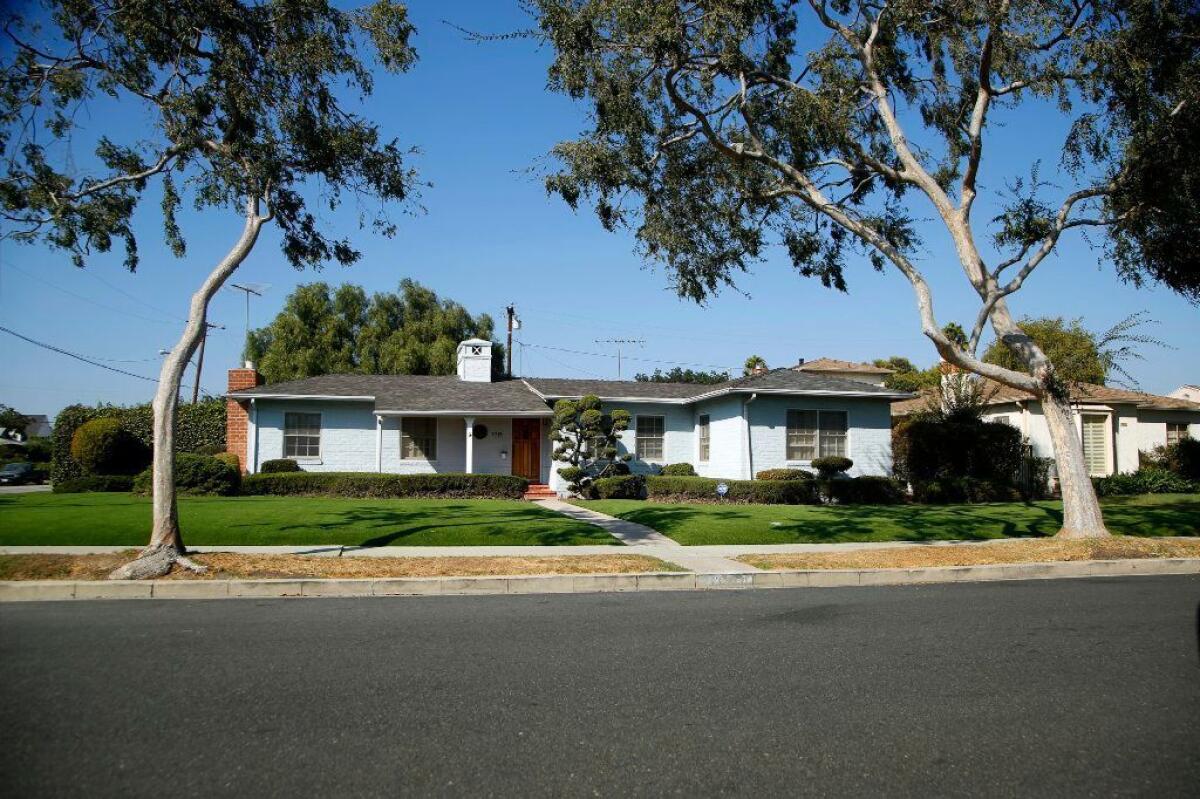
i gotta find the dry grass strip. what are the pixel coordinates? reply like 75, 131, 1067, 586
738, 538, 1200, 571
0, 552, 681, 581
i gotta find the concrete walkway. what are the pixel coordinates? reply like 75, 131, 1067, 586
533, 498, 757, 573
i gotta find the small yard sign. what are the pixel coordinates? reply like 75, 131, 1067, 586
716, 481, 729, 498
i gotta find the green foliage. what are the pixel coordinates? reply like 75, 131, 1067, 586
133, 454, 241, 496
240, 472, 529, 500
826, 477, 906, 505
659, 463, 696, 476
645, 476, 819, 505
874, 357, 941, 393
52, 474, 135, 494
911, 478, 1023, 505
593, 474, 646, 500
260, 458, 303, 474
1092, 468, 1197, 497
743, 356, 767, 375
246, 280, 504, 383
0, 404, 30, 434
551, 395, 631, 491
1162, 438, 1200, 481
213, 452, 242, 471
2, 0, 418, 273
69, 419, 147, 476
755, 468, 814, 481
634, 367, 729, 384
51, 400, 226, 483
811, 456, 853, 479
893, 418, 1024, 486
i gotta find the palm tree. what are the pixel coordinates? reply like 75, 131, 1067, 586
743, 355, 768, 376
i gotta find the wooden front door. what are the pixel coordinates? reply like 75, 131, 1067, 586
512, 419, 541, 482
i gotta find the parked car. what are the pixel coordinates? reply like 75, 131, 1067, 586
0, 462, 38, 485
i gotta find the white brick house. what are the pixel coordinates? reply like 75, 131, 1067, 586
226, 339, 911, 496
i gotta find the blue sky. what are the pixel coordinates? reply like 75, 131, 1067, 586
1, 1, 1196, 418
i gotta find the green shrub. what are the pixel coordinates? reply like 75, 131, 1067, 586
133, 453, 241, 496
911, 477, 1022, 504
69, 418, 148, 475
213, 452, 242, 471
241, 472, 529, 499
1092, 468, 1197, 497
893, 418, 1023, 484
827, 476, 906, 504
260, 458, 302, 474
190, 442, 227, 457
51, 399, 226, 483
645, 476, 819, 504
52, 474, 135, 493
811, 456, 853, 479
593, 474, 646, 499
1163, 438, 1200, 481
754, 468, 813, 481
23, 437, 51, 463
659, 463, 696, 476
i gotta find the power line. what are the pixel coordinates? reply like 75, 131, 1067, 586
518, 341, 738, 373
0, 260, 181, 326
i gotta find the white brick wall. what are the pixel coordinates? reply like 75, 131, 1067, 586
747, 395, 893, 478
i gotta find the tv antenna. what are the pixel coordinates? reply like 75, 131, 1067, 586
229, 283, 268, 356
594, 338, 645, 380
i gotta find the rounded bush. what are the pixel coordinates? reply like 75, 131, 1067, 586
755, 468, 813, 481
69, 418, 147, 475
133, 453, 241, 496
660, 463, 696, 476
213, 452, 242, 471
260, 458, 302, 474
811, 456, 853, 478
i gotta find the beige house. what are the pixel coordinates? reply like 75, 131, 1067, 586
893, 380, 1200, 477
794, 358, 894, 388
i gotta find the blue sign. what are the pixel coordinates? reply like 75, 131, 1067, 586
716, 482, 729, 497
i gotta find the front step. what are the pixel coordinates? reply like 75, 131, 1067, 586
523, 483, 558, 501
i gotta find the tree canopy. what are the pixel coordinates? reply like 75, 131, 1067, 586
246, 279, 503, 383
634, 366, 730, 384
873, 356, 941, 394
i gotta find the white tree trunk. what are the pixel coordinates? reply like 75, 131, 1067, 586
1041, 392, 1110, 539
110, 197, 269, 580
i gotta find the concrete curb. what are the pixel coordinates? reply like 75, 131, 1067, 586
1, 558, 1197, 602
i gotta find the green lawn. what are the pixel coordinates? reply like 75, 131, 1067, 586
0, 493, 617, 547
576, 494, 1200, 545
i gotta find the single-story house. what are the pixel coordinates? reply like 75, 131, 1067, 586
225, 339, 911, 496
1169, 385, 1200, 403
892, 379, 1200, 477
794, 357, 894, 387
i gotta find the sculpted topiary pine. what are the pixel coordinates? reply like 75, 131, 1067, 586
1, 0, 419, 577
550, 395, 632, 492
530, 0, 1199, 538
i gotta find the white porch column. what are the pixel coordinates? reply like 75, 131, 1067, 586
464, 416, 475, 474
248, 398, 258, 474
375, 414, 382, 472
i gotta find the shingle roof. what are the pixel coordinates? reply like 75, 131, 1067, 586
891, 379, 1200, 416
795, 358, 894, 375
721, 368, 910, 396
522, 378, 705, 400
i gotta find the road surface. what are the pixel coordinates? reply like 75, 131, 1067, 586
2, 575, 1198, 796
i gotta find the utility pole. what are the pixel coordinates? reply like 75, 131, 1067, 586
229, 283, 265, 361
594, 338, 645, 380
192, 322, 224, 403
505, 304, 521, 377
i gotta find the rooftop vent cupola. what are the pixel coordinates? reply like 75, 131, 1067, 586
456, 338, 493, 383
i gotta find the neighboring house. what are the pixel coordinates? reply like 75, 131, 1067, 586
892, 380, 1200, 478
794, 358, 894, 388
225, 338, 911, 495
1169, 385, 1200, 403
1, 413, 51, 444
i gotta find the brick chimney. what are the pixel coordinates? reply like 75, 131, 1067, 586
226, 362, 262, 472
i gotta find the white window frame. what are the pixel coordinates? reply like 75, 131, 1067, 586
1166, 422, 1189, 446
400, 417, 439, 461
785, 409, 849, 462
697, 414, 711, 463
635, 415, 666, 462
1079, 411, 1112, 477
282, 412, 322, 460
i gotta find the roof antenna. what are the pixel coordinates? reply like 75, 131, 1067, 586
594, 338, 645, 380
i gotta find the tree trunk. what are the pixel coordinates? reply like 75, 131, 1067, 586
1041, 391, 1110, 539
110, 197, 270, 580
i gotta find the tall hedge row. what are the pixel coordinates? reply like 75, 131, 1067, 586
51, 398, 226, 483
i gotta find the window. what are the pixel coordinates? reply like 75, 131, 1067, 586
993, 415, 1012, 426
698, 414, 710, 462
1167, 422, 1190, 446
283, 412, 321, 458
636, 415, 665, 461
401, 418, 438, 460
786, 410, 848, 460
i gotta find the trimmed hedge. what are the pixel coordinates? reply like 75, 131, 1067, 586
1093, 468, 1197, 497
645, 476, 819, 505
593, 474, 645, 499
911, 477, 1022, 504
241, 472, 529, 499
659, 463, 696, 476
894, 418, 1023, 484
133, 453, 241, 496
825, 476, 906, 505
52, 474, 135, 494
52, 399, 226, 483
260, 458, 302, 474
812, 456, 853, 478
70, 418, 148, 475
755, 468, 813, 481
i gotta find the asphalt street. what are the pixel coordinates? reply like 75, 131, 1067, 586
2, 575, 1198, 797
